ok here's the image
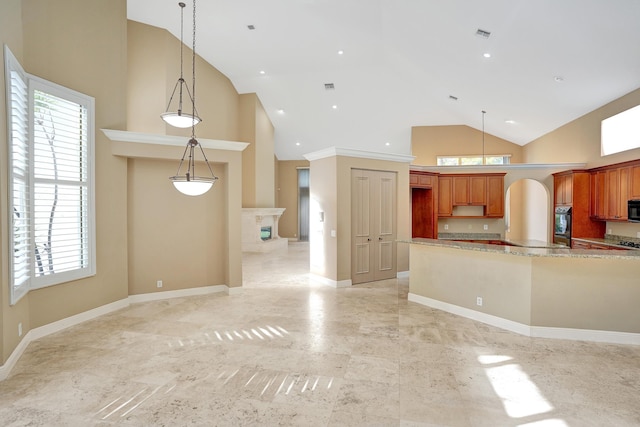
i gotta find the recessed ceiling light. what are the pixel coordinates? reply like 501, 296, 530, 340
483, 53, 491, 58
259, 70, 266, 75
332, 105, 338, 109
505, 120, 516, 124
295, 142, 301, 146
385, 142, 390, 146
277, 109, 285, 114
337, 50, 344, 55
554, 76, 564, 82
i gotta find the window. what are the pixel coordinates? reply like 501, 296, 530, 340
601, 105, 640, 156
5, 46, 95, 304
436, 155, 511, 166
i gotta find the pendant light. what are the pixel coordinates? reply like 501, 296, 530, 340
170, 0, 218, 196
161, 2, 202, 128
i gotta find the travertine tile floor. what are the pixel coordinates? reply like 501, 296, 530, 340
1, 242, 639, 426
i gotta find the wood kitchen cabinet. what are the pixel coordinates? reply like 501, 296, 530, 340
554, 173, 573, 205
630, 164, 640, 199
590, 171, 606, 220
437, 176, 453, 217
453, 176, 486, 206
485, 175, 504, 217
553, 170, 605, 245
437, 173, 504, 218
410, 171, 439, 238
589, 161, 637, 221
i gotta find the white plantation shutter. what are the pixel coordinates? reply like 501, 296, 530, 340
4, 46, 95, 303
6, 46, 31, 302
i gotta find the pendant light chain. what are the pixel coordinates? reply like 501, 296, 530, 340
178, 2, 184, 115
191, 0, 196, 138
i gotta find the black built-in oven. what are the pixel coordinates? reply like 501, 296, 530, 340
554, 206, 572, 247
629, 200, 640, 222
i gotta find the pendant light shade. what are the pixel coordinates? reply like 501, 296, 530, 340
169, 0, 218, 196
161, 2, 201, 129
169, 138, 218, 196
161, 109, 201, 128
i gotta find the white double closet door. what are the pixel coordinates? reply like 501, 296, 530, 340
351, 169, 397, 285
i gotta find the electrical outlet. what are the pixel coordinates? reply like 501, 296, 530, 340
444, 224, 449, 230
608, 228, 612, 234
476, 297, 483, 306
156, 280, 163, 288
637, 232, 640, 238
18, 322, 22, 337
468, 224, 473, 230
483, 224, 488, 230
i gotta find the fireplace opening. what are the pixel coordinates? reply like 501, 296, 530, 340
260, 226, 272, 241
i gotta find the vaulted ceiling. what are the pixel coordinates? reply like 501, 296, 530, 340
127, 0, 640, 160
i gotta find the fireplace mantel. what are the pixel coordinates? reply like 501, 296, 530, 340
241, 208, 288, 252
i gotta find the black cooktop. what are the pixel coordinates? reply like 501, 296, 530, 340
619, 240, 640, 249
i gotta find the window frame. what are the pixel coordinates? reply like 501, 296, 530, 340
436, 154, 511, 166
4, 45, 96, 305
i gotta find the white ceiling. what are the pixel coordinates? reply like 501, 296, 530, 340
127, 0, 640, 161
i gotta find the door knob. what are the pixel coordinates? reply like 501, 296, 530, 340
367, 238, 371, 241
379, 237, 383, 241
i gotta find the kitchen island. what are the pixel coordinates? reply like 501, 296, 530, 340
404, 238, 640, 345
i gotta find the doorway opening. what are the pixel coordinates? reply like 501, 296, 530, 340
298, 168, 310, 242
505, 179, 550, 242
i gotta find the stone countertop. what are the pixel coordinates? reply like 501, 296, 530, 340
402, 238, 640, 260
501, 238, 567, 249
572, 236, 640, 250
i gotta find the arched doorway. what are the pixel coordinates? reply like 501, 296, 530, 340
505, 179, 550, 242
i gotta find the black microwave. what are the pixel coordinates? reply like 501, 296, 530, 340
629, 200, 640, 222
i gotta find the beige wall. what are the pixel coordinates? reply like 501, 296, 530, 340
127, 159, 227, 294
523, 88, 640, 168
127, 20, 240, 141
277, 160, 310, 239
523, 87, 640, 238
239, 94, 275, 208
309, 155, 411, 282
309, 157, 338, 279
411, 125, 524, 166
0, 0, 129, 364
410, 244, 640, 333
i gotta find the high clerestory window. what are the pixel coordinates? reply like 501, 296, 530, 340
436, 154, 511, 166
4, 46, 95, 304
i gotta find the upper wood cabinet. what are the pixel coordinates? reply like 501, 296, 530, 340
589, 161, 638, 221
554, 173, 573, 205
590, 171, 606, 220
453, 176, 486, 206
485, 175, 504, 217
438, 176, 453, 217
409, 171, 435, 188
437, 173, 504, 218
630, 164, 640, 199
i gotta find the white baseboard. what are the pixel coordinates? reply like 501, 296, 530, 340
128, 285, 228, 303
0, 298, 129, 381
408, 293, 640, 346
0, 284, 235, 381
227, 286, 243, 296
396, 271, 409, 279
408, 293, 531, 336
310, 274, 352, 288
530, 326, 640, 345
